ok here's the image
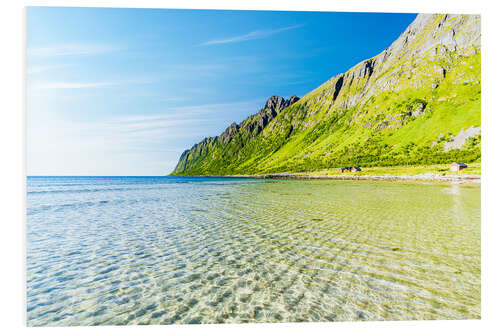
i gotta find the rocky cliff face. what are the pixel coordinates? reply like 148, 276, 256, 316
306, 14, 480, 112
171, 14, 481, 176
173, 95, 300, 174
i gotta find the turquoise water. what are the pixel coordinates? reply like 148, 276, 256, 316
26, 176, 481, 326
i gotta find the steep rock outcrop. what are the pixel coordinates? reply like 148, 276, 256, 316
173, 95, 300, 174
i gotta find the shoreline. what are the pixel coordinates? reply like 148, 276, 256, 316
170, 163, 481, 183
225, 173, 481, 183
254, 173, 480, 182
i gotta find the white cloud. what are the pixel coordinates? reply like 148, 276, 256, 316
28, 43, 121, 57
27, 99, 264, 175
29, 77, 155, 91
27, 113, 201, 176
32, 81, 117, 90
201, 24, 304, 46
27, 64, 73, 75
105, 118, 212, 135
115, 100, 264, 123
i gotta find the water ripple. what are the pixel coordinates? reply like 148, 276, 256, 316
26, 177, 480, 325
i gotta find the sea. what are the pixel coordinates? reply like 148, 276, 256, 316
26, 176, 481, 325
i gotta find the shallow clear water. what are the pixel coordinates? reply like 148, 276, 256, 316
26, 176, 480, 326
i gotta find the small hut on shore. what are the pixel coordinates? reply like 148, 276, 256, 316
450, 162, 467, 171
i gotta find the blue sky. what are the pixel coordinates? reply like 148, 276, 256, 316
27, 7, 416, 175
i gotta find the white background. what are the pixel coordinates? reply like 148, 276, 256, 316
1, 0, 498, 332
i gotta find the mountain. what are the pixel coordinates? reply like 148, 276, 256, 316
171, 14, 481, 176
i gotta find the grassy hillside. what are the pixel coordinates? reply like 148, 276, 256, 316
171, 14, 480, 176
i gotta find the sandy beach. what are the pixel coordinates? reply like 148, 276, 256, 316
246, 173, 481, 183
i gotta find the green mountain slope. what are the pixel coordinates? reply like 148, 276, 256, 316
171, 14, 481, 176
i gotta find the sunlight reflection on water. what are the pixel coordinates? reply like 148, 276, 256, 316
26, 176, 481, 326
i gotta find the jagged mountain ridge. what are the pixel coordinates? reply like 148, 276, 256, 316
171, 14, 480, 175
173, 95, 300, 173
